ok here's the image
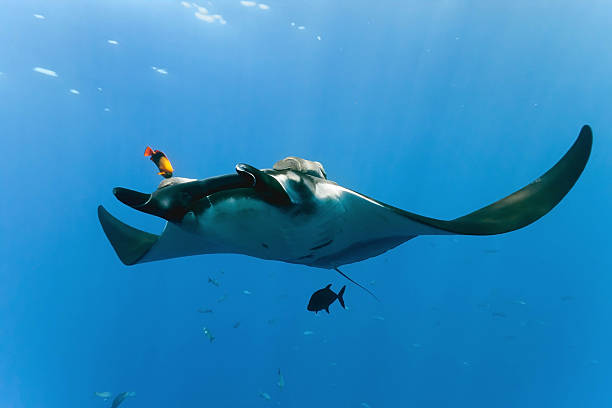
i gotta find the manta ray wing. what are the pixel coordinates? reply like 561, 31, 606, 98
97, 206, 159, 265
358, 125, 592, 236
98, 207, 227, 265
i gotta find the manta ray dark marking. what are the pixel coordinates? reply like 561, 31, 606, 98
98, 126, 592, 269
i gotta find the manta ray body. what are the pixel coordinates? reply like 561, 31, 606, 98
98, 126, 592, 269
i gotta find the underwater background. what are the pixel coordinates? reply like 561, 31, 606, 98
1, 0, 611, 407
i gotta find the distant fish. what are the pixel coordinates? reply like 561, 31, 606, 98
561, 295, 575, 301
208, 276, 220, 287
243, 290, 252, 295
144, 146, 174, 178
303, 330, 314, 336
202, 327, 215, 342
197, 308, 213, 314
484, 249, 499, 254
217, 294, 228, 303
110, 391, 135, 408
492, 312, 507, 318
360, 403, 372, 408
259, 391, 271, 400
277, 368, 285, 389
307, 284, 345, 314
372, 315, 385, 321
267, 319, 276, 325
94, 391, 111, 400
513, 300, 527, 305
233, 321, 241, 328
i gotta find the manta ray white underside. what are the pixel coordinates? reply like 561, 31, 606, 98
98, 126, 592, 270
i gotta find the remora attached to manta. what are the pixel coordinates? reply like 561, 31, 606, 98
98, 126, 592, 269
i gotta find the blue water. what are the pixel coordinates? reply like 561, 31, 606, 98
1, 1, 611, 407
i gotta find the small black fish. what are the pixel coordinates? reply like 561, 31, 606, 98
307, 284, 345, 314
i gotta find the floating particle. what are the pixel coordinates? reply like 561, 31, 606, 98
195, 12, 214, 22
152, 66, 168, 75
33, 67, 58, 77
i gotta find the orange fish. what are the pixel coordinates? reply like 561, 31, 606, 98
144, 146, 174, 178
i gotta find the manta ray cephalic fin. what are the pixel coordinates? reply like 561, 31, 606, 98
236, 163, 292, 206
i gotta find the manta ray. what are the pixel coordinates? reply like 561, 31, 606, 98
98, 126, 592, 274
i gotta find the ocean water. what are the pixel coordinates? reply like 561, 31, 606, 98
1, 1, 611, 407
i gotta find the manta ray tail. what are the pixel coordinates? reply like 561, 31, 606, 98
334, 267, 380, 302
